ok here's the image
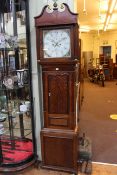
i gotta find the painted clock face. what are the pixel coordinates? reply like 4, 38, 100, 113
43, 29, 71, 58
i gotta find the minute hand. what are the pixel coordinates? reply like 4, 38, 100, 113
58, 37, 67, 43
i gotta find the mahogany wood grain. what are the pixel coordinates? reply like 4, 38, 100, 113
35, 3, 80, 174
41, 128, 78, 174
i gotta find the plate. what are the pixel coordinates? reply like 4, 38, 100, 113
3, 76, 14, 89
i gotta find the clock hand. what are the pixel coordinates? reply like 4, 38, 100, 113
51, 39, 57, 44
58, 37, 67, 43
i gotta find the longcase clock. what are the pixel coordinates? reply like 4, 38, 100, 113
35, 2, 80, 174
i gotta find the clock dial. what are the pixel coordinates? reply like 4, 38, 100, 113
3, 76, 14, 89
43, 29, 71, 58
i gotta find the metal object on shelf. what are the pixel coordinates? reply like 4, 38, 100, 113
25, 101, 30, 111
16, 69, 24, 87
16, 69, 28, 87
0, 113, 6, 122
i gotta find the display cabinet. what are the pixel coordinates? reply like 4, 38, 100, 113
0, 0, 36, 173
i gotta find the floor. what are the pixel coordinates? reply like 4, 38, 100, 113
79, 79, 117, 163
17, 162, 117, 175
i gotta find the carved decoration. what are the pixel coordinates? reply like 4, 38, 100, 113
46, 0, 65, 13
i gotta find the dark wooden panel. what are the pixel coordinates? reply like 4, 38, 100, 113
42, 65, 75, 71
44, 137, 73, 167
41, 128, 78, 174
49, 116, 68, 127
48, 74, 69, 114
43, 70, 76, 129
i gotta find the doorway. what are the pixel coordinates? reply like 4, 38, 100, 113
100, 46, 111, 58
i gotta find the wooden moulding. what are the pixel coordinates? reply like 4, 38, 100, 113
34, 3, 78, 27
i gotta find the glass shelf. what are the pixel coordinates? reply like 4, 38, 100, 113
0, 84, 29, 91
0, 0, 36, 172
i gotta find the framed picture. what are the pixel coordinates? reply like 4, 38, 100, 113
9, 55, 15, 70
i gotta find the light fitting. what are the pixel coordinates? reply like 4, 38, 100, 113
103, 0, 117, 31
109, 0, 117, 13
83, 0, 87, 15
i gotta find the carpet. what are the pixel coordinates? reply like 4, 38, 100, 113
79, 79, 117, 164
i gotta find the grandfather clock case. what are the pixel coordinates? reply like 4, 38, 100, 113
35, 3, 79, 174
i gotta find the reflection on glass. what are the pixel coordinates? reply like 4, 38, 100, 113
0, 0, 34, 167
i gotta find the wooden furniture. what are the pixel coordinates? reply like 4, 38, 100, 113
41, 128, 78, 173
35, 3, 79, 174
113, 64, 117, 79
96, 55, 113, 80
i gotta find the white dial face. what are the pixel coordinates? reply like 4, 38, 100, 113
43, 29, 71, 58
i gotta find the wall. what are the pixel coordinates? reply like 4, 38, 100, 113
29, 0, 44, 160
80, 30, 117, 66
74, 0, 78, 13
99, 31, 117, 63
80, 33, 94, 51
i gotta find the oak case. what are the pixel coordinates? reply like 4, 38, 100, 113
35, 3, 79, 174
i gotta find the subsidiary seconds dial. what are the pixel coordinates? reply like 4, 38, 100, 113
43, 29, 71, 58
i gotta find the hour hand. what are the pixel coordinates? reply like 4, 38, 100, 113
58, 37, 67, 43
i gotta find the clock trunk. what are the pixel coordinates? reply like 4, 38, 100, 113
42, 64, 77, 130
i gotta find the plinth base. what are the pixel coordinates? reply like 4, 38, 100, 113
41, 128, 78, 174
